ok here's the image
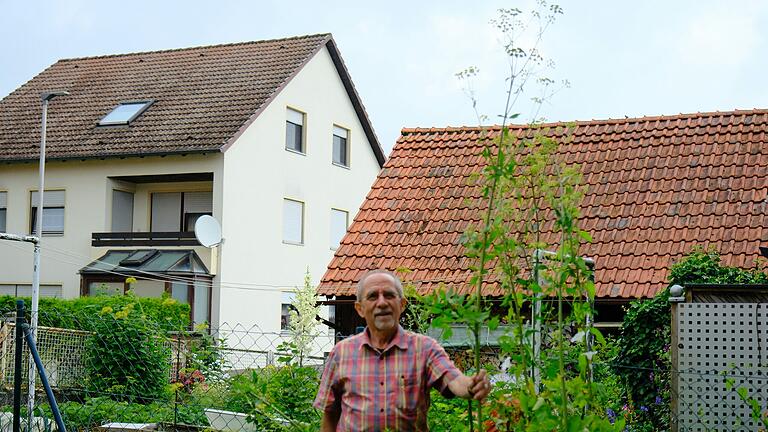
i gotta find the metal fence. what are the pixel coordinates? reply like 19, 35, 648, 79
1, 306, 765, 431
670, 286, 768, 432
0, 308, 338, 432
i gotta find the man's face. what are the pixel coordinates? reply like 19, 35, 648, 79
354, 273, 406, 333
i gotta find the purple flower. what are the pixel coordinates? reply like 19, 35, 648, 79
607, 408, 617, 424
655, 396, 663, 405
649, 372, 655, 381
640, 405, 649, 413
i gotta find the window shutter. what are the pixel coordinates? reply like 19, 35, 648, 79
31, 190, 65, 207
151, 192, 182, 231
333, 125, 348, 138
184, 192, 213, 213
111, 190, 134, 232
283, 199, 304, 243
287, 108, 304, 125
330, 209, 348, 249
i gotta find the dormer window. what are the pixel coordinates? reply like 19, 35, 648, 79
98, 100, 153, 126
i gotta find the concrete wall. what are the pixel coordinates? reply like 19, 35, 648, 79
218, 46, 381, 331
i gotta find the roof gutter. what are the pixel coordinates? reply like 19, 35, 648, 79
0, 149, 216, 165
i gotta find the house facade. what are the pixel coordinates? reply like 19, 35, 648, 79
0, 34, 385, 331
318, 111, 767, 335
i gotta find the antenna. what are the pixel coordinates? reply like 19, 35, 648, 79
194, 215, 222, 248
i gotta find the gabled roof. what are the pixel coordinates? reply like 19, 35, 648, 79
0, 34, 385, 165
318, 109, 768, 299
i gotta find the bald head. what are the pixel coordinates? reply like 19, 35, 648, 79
356, 269, 404, 302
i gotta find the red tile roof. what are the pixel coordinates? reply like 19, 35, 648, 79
0, 34, 384, 165
319, 110, 768, 299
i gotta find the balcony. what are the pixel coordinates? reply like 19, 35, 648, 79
91, 231, 201, 247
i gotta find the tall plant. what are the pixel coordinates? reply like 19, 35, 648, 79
426, 3, 621, 430
280, 269, 321, 366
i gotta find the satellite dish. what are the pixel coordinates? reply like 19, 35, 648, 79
194, 215, 222, 248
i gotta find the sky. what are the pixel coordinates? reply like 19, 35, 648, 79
2, 0, 767, 155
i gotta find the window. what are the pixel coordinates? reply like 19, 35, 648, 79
88, 282, 124, 296
283, 198, 304, 244
0, 191, 6, 233
0, 284, 62, 298
281, 291, 295, 331
327, 305, 336, 335
285, 108, 305, 153
150, 191, 212, 232
332, 126, 349, 166
111, 190, 134, 232
30, 190, 65, 235
330, 208, 348, 250
98, 101, 153, 126
171, 281, 211, 326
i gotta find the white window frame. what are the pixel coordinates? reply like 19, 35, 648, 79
285, 107, 306, 154
98, 100, 154, 126
30, 190, 65, 236
332, 125, 350, 167
330, 208, 349, 250
282, 198, 305, 245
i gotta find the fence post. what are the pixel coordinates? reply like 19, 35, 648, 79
668, 284, 685, 432
13, 300, 25, 432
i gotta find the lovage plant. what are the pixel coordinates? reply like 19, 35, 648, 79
425, 3, 623, 430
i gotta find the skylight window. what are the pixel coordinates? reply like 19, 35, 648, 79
98, 101, 153, 126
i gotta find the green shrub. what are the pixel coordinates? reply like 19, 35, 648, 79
668, 247, 768, 286
84, 302, 172, 403
230, 365, 320, 431
428, 388, 470, 431
36, 396, 206, 431
0, 294, 190, 331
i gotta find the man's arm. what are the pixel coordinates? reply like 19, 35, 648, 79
447, 369, 491, 400
320, 409, 340, 432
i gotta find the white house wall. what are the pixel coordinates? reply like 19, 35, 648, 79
218, 46, 380, 331
0, 154, 223, 299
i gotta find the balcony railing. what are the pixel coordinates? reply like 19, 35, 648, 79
91, 231, 200, 247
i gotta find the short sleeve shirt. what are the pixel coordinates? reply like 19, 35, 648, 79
313, 326, 461, 431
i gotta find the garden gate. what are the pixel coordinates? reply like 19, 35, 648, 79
670, 283, 768, 431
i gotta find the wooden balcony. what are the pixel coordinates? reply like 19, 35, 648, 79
91, 231, 200, 247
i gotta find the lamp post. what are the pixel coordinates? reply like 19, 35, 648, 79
28, 90, 68, 426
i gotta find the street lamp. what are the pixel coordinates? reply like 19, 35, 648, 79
28, 90, 68, 425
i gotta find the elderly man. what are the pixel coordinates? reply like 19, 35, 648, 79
314, 269, 492, 431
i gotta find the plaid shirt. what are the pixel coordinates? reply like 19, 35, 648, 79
313, 326, 461, 431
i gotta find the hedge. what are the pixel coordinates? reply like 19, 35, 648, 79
0, 294, 190, 332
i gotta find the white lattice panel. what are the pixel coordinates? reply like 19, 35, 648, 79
676, 303, 767, 431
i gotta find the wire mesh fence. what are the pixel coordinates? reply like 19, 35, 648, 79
0, 306, 337, 432
0, 305, 765, 432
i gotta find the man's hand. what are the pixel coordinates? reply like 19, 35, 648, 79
320, 409, 340, 432
448, 369, 492, 400
467, 369, 492, 400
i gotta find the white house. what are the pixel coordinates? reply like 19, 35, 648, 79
0, 34, 385, 332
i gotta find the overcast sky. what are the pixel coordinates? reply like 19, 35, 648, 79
2, 0, 767, 155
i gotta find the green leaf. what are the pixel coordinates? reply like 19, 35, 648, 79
488, 316, 500, 331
